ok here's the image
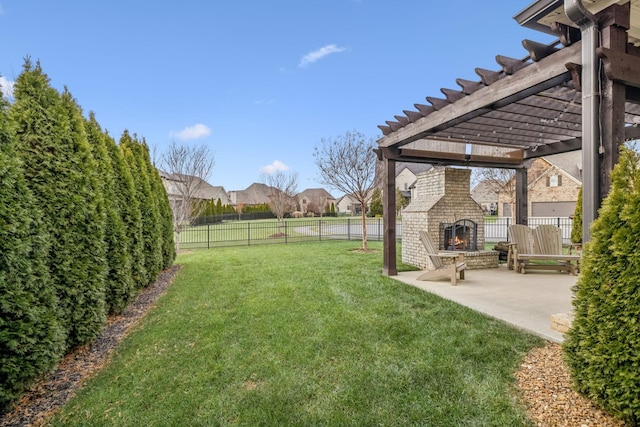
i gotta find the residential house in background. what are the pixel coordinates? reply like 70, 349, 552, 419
228, 183, 272, 209
336, 194, 363, 215
498, 151, 582, 218
159, 170, 230, 205
395, 162, 432, 204
471, 180, 499, 215
296, 188, 336, 216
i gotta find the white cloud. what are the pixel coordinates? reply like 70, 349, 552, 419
170, 123, 211, 140
0, 76, 14, 99
260, 160, 289, 175
299, 44, 347, 68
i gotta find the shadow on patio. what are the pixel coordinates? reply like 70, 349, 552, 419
390, 264, 577, 343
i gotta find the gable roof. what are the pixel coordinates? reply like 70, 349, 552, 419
297, 188, 335, 201
542, 151, 582, 182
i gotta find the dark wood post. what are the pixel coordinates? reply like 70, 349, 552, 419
382, 154, 397, 276
598, 4, 629, 202
515, 168, 528, 225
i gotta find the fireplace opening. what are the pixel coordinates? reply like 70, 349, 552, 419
439, 219, 478, 251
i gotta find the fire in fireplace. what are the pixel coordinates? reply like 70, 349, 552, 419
439, 219, 478, 251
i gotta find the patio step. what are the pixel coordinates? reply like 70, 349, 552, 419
550, 312, 573, 334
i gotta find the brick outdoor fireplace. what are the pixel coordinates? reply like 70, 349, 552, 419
402, 167, 498, 270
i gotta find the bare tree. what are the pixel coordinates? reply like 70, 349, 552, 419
161, 141, 215, 251
313, 130, 380, 250
473, 168, 516, 219
473, 163, 546, 220
263, 170, 298, 223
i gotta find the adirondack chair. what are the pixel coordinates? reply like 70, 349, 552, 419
506, 224, 535, 271
508, 224, 580, 275
417, 231, 467, 285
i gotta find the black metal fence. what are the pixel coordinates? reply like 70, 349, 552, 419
178, 217, 575, 249
484, 217, 575, 244
179, 218, 387, 249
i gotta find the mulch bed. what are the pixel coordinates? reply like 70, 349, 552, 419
0, 265, 181, 427
0, 264, 626, 426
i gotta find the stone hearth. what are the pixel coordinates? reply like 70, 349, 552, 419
402, 167, 498, 270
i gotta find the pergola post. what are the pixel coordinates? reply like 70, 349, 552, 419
382, 154, 397, 276
598, 4, 628, 205
515, 168, 528, 226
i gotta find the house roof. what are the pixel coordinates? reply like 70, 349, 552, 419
542, 150, 582, 182
395, 162, 432, 176
231, 182, 273, 205
471, 180, 500, 203
297, 188, 336, 201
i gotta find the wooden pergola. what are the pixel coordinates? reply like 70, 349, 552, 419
377, 1, 640, 275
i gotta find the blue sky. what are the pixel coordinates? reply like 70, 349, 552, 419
0, 1, 555, 195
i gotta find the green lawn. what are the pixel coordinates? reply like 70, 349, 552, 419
50, 241, 542, 426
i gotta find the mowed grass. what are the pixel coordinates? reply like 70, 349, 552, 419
50, 241, 542, 426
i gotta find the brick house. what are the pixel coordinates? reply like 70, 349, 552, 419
498, 151, 582, 218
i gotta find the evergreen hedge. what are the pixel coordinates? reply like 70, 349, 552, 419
11, 62, 107, 350
121, 134, 163, 285
85, 113, 135, 314
0, 96, 65, 412
563, 147, 640, 425
1, 58, 175, 411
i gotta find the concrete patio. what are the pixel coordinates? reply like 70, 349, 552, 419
390, 264, 577, 343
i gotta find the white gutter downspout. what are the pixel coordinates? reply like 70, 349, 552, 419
565, 0, 599, 243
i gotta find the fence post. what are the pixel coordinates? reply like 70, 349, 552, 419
319, 219, 322, 241
248, 222, 251, 246
378, 218, 381, 241
285, 221, 288, 244
348, 218, 351, 240
207, 224, 210, 249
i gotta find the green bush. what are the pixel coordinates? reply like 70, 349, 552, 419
85, 113, 135, 314
121, 133, 162, 286
145, 145, 175, 269
109, 133, 146, 290
11, 61, 107, 350
368, 188, 383, 217
0, 95, 65, 412
570, 186, 582, 244
563, 147, 640, 425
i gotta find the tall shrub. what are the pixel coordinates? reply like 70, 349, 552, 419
11, 61, 107, 349
563, 147, 640, 424
0, 95, 64, 412
109, 133, 146, 290
121, 132, 162, 285
85, 113, 134, 314
144, 142, 175, 269
570, 186, 583, 245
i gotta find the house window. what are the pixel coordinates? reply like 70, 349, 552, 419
404, 183, 408, 190
548, 174, 561, 187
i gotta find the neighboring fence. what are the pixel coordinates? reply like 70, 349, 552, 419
179, 217, 574, 249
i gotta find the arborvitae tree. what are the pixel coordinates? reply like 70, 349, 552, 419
121, 133, 162, 285
368, 188, 383, 217
563, 147, 640, 424
570, 186, 583, 245
0, 95, 64, 412
215, 198, 223, 215
85, 113, 134, 314
11, 60, 107, 349
109, 132, 146, 290
144, 141, 175, 269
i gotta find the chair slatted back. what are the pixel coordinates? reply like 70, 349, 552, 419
419, 231, 445, 269
534, 225, 563, 255
508, 224, 536, 254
